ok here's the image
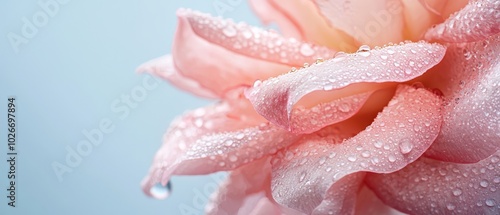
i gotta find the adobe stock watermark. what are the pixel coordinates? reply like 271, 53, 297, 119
7, 0, 71, 53
178, 173, 227, 215
51, 74, 162, 182
212, 0, 243, 16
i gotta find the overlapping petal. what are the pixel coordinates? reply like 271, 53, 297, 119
366, 151, 500, 214
141, 93, 302, 197
246, 42, 446, 132
313, 0, 405, 46
171, 9, 336, 97
425, 0, 500, 43
424, 35, 500, 163
270, 85, 444, 214
249, 0, 358, 51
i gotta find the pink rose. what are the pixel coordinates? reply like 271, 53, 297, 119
138, 0, 500, 214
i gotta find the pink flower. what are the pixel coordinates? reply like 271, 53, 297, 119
138, 0, 500, 214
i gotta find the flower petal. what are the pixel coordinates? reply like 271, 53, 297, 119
313, 0, 405, 46
423, 35, 500, 163
270, 85, 444, 214
355, 186, 407, 215
206, 158, 306, 215
172, 9, 336, 97
136, 55, 218, 98
141, 94, 302, 197
246, 42, 446, 132
425, 0, 500, 43
366, 151, 500, 214
205, 158, 271, 215
249, 0, 358, 51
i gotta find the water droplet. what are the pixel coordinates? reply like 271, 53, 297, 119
480, 179, 489, 188
194, 118, 203, 127
229, 155, 238, 162
485, 199, 496, 207
300, 43, 315, 56
299, 172, 306, 182
329, 152, 336, 158
452, 188, 462, 196
219, 161, 226, 167
399, 141, 413, 154
493, 176, 500, 184
339, 103, 351, 112
387, 49, 395, 54
236, 133, 245, 140
225, 140, 233, 146
374, 141, 383, 148
388, 155, 396, 162
323, 85, 333, 91
380, 55, 388, 60
253, 80, 262, 87
347, 155, 357, 162
358, 44, 371, 52
361, 151, 370, 158
150, 181, 172, 199
222, 25, 237, 37
463, 49, 472, 60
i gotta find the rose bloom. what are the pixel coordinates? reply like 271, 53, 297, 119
138, 0, 499, 214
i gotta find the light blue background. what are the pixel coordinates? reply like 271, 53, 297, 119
0, 1, 261, 214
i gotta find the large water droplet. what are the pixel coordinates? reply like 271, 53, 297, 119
236, 133, 245, 140
480, 179, 489, 188
150, 181, 172, 200
253, 79, 262, 87
347, 155, 357, 162
452, 188, 462, 196
357, 45, 371, 57
399, 141, 413, 154
300, 43, 315, 56
485, 199, 496, 207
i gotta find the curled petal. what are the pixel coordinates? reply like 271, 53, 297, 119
172, 9, 336, 97
366, 151, 500, 214
424, 35, 500, 162
246, 42, 446, 132
270, 85, 444, 214
313, 0, 405, 46
425, 0, 500, 43
136, 55, 217, 98
141, 95, 301, 197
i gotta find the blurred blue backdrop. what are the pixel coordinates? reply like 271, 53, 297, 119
0, 1, 261, 214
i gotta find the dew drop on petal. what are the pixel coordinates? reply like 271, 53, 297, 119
399, 141, 413, 154
485, 199, 496, 207
452, 188, 462, 196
